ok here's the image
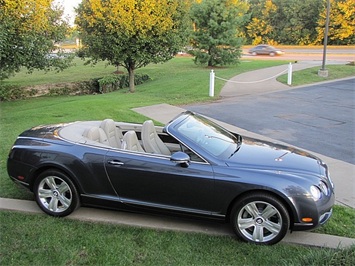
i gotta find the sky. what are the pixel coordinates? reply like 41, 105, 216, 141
55, 0, 82, 25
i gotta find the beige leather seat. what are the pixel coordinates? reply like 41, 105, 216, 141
142, 120, 171, 155
122, 131, 145, 152
83, 127, 109, 146
100, 119, 123, 148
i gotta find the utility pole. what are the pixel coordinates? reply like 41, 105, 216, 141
318, 0, 331, 77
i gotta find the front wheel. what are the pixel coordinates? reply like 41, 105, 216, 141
34, 169, 80, 217
230, 193, 290, 245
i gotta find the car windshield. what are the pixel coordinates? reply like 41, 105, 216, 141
175, 114, 241, 158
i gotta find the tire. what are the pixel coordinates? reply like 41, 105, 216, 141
252, 52, 257, 56
230, 193, 290, 245
34, 169, 80, 217
270, 52, 275, 57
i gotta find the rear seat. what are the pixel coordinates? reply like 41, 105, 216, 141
83, 127, 109, 146
100, 119, 123, 148
122, 131, 145, 152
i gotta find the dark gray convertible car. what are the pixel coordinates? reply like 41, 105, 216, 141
7, 111, 334, 245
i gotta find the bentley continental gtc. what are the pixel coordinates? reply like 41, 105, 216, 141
7, 111, 334, 245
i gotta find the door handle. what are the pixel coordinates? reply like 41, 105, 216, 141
107, 160, 124, 166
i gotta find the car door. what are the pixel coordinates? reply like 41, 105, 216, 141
104, 150, 215, 214
260, 45, 268, 55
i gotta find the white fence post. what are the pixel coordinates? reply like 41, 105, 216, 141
209, 70, 215, 97
287, 62, 292, 85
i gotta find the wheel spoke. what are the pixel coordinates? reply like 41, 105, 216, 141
253, 225, 264, 242
58, 194, 71, 209
263, 220, 282, 235
44, 176, 57, 190
238, 217, 255, 230
38, 188, 52, 199
244, 202, 260, 218
261, 204, 277, 219
48, 197, 59, 212
57, 182, 70, 194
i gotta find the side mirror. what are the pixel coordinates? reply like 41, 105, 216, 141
170, 151, 190, 168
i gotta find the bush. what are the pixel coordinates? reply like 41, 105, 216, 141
0, 74, 150, 101
98, 73, 150, 93
0, 85, 38, 101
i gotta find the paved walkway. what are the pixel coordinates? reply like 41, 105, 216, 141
1, 61, 354, 249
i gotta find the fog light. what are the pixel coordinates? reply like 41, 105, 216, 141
302, 218, 313, 223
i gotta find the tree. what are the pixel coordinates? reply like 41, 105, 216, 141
0, 0, 72, 80
190, 0, 249, 67
315, 0, 355, 45
75, 0, 190, 93
245, 0, 277, 45
271, 0, 323, 45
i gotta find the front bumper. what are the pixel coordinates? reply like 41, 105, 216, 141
292, 190, 335, 231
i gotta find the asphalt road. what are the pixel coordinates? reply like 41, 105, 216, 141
241, 47, 355, 61
186, 78, 355, 164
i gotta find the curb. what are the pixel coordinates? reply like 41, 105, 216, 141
1, 197, 354, 249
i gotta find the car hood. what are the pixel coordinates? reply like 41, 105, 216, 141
226, 137, 322, 175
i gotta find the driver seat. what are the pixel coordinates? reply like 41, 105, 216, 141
142, 120, 171, 155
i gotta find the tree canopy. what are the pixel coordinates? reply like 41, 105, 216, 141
244, 0, 355, 45
75, 0, 191, 93
0, 0, 72, 80
190, 0, 249, 66
316, 0, 355, 45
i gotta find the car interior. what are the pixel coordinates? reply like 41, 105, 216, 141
58, 117, 205, 163
59, 119, 182, 156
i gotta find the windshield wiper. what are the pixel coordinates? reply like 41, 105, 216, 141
228, 144, 241, 159
205, 135, 235, 144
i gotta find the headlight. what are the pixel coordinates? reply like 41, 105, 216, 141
310, 185, 321, 201
319, 181, 329, 196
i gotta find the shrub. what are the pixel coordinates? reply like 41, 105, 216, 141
0, 73, 150, 101
0, 85, 38, 101
98, 74, 150, 93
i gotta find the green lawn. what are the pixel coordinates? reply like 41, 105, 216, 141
0, 211, 354, 266
1, 57, 354, 264
277, 64, 355, 86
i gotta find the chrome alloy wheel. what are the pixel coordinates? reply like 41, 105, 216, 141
237, 201, 282, 243
37, 175, 73, 213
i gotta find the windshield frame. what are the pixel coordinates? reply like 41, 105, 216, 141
166, 112, 242, 160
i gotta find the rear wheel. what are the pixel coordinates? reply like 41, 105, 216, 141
34, 169, 80, 217
230, 193, 289, 245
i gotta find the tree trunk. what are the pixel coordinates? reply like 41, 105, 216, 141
208, 48, 213, 67
128, 65, 135, 93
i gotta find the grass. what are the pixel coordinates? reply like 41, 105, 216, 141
1, 57, 354, 264
277, 64, 355, 86
1, 58, 117, 86
0, 211, 354, 266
